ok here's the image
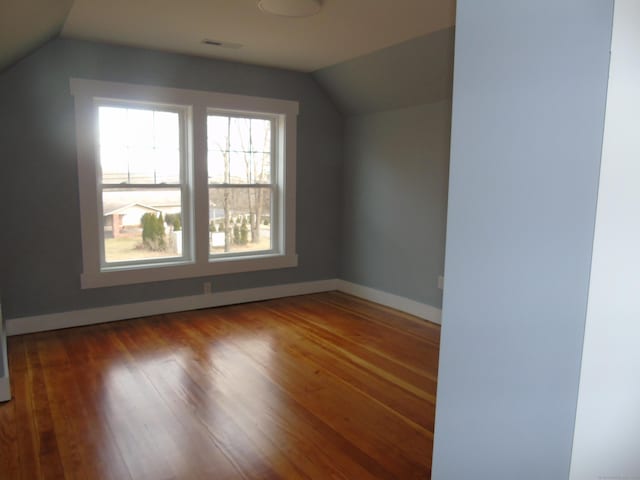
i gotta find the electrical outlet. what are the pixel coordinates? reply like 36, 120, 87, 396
437, 276, 445, 290
203, 281, 212, 294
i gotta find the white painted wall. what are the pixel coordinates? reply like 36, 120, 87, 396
569, 1, 640, 478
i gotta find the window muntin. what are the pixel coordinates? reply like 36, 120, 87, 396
207, 113, 275, 257
96, 103, 190, 267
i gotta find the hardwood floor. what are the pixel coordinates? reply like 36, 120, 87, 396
0, 292, 440, 479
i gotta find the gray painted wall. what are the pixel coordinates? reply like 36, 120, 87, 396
0, 306, 5, 379
0, 38, 343, 319
341, 101, 450, 309
431, 1, 613, 479
313, 28, 454, 115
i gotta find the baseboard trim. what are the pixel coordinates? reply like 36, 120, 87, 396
6, 279, 339, 336
0, 377, 10, 403
6, 278, 441, 336
335, 280, 442, 325
1, 305, 10, 402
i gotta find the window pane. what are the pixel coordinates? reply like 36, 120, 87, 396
103, 188, 183, 263
207, 150, 226, 183
99, 107, 127, 146
154, 111, 179, 149
229, 151, 248, 183
229, 117, 250, 152
250, 119, 271, 153
252, 152, 271, 184
247, 118, 271, 183
126, 109, 154, 148
207, 115, 229, 151
153, 148, 181, 184
99, 106, 180, 184
100, 144, 129, 184
209, 188, 272, 255
207, 115, 272, 185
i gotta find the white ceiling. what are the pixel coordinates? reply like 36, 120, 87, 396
61, 0, 455, 72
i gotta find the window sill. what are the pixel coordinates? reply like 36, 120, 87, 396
80, 253, 298, 289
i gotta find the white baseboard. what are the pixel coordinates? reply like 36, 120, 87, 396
0, 305, 10, 402
335, 280, 442, 325
7, 279, 339, 336
5, 278, 441, 336
0, 377, 10, 403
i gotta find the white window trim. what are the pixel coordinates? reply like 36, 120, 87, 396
70, 78, 298, 289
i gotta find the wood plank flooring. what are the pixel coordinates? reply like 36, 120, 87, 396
0, 292, 440, 479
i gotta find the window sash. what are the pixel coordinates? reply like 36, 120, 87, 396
95, 101, 192, 270
207, 112, 276, 187
100, 186, 189, 267
206, 112, 277, 258
208, 184, 277, 259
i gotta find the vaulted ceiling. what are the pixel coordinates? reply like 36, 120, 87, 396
0, 0, 74, 71
313, 27, 455, 115
1, 0, 455, 73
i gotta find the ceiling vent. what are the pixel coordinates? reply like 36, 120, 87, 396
202, 39, 243, 49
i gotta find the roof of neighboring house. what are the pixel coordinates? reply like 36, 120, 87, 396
103, 202, 162, 217
102, 190, 181, 215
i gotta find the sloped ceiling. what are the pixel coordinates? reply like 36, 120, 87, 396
0, 0, 74, 71
61, 0, 454, 72
0, 0, 455, 113
313, 27, 455, 115
1, 1, 455, 74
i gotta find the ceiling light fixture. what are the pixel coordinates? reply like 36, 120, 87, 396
258, 0, 322, 18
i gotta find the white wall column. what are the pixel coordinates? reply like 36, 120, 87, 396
570, 1, 640, 478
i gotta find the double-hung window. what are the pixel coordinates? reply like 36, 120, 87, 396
207, 113, 275, 257
71, 79, 298, 288
98, 102, 191, 265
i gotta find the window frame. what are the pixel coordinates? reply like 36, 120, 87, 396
71, 79, 298, 289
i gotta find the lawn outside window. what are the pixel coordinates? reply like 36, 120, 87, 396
71, 79, 298, 289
